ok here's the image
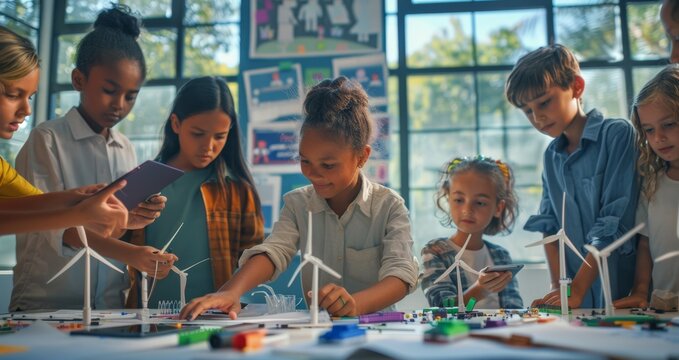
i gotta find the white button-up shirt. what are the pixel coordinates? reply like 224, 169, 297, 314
11, 107, 137, 311
240, 175, 418, 309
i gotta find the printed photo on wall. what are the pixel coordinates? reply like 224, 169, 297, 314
244, 64, 304, 123
333, 53, 388, 107
253, 174, 282, 233
250, 0, 383, 58
248, 122, 301, 173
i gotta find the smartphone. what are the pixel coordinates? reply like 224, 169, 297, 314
71, 324, 194, 338
481, 264, 524, 276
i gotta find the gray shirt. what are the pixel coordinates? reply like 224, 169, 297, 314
240, 174, 418, 307
11, 107, 137, 311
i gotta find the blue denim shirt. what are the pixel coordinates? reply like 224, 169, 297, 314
524, 109, 640, 308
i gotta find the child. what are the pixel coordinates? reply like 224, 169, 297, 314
661, 0, 679, 64
421, 156, 523, 309
0, 25, 128, 236
125, 76, 264, 307
11, 5, 176, 312
180, 76, 418, 320
505, 44, 639, 309
614, 65, 679, 308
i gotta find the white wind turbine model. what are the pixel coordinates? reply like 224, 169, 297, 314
525, 192, 590, 316
584, 223, 644, 316
433, 233, 477, 313
288, 211, 342, 325
171, 257, 211, 308
47, 226, 124, 326
147, 223, 184, 301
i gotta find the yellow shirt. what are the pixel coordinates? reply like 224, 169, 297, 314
0, 156, 41, 198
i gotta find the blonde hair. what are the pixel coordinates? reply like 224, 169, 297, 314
435, 156, 518, 236
505, 44, 580, 108
630, 64, 679, 199
0, 26, 39, 93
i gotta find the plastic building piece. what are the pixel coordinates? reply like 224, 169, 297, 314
424, 320, 469, 343
358, 312, 405, 324
319, 324, 366, 344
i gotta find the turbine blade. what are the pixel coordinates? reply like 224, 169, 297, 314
433, 262, 458, 284
89, 250, 124, 274
306, 211, 313, 256
459, 260, 479, 275
76, 226, 88, 248
287, 261, 309, 287
183, 257, 211, 272
161, 223, 184, 254
656, 251, 679, 263
525, 234, 559, 248
47, 249, 86, 284
307, 256, 341, 279
583, 244, 600, 258
455, 234, 472, 261
563, 235, 590, 267
601, 223, 645, 256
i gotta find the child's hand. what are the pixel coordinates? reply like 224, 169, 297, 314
179, 291, 241, 321
316, 283, 358, 316
128, 245, 178, 277
71, 183, 106, 196
74, 181, 128, 237
475, 271, 512, 294
613, 291, 649, 309
531, 287, 584, 309
126, 195, 168, 230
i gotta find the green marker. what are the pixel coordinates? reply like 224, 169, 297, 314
178, 327, 221, 346
466, 297, 477, 312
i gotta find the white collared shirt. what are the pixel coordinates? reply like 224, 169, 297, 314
11, 107, 137, 311
240, 174, 418, 309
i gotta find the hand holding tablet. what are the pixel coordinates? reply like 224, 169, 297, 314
99, 160, 184, 210
481, 264, 524, 277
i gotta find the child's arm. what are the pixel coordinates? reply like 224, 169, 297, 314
0, 182, 128, 236
318, 276, 409, 316
420, 244, 458, 307
613, 235, 651, 308
180, 193, 299, 320
179, 253, 276, 320
536, 251, 599, 308
531, 237, 561, 307
62, 224, 178, 277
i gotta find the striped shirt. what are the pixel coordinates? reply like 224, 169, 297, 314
421, 237, 523, 309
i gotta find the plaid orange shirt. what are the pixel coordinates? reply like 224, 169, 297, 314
125, 177, 264, 308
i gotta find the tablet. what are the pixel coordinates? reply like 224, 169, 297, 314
71, 324, 193, 338
481, 264, 524, 276
102, 160, 184, 209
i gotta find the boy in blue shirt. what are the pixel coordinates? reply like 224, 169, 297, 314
505, 44, 639, 309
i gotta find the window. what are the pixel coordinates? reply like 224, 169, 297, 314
389, 0, 667, 262
51, 0, 241, 161
0, 0, 41, 269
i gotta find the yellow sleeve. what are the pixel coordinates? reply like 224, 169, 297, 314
0, 156, 42, 198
